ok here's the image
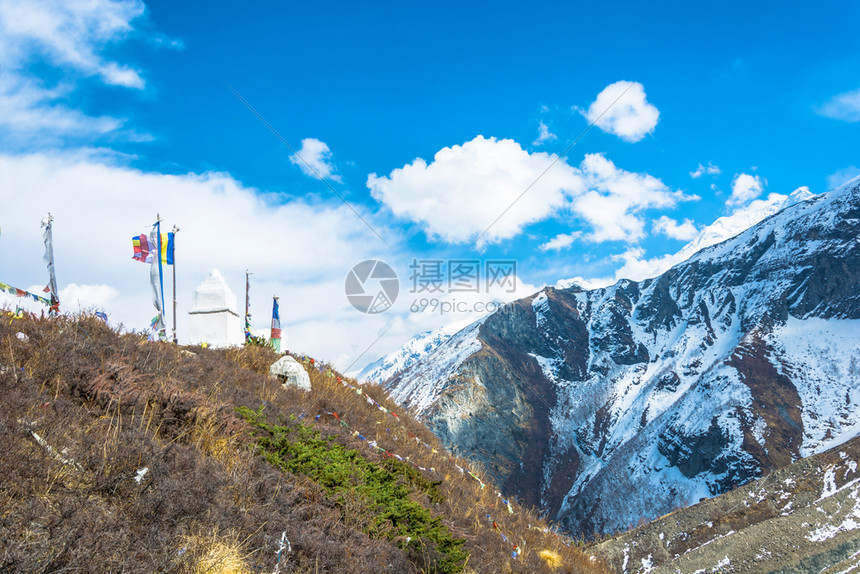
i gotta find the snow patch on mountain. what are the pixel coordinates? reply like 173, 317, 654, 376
385, 318, 486, 414
766, 317, 860, 456
587, 186, 819, 284
354, 323, 462, 383
530, 352, 562, 382
532, 291, 549, 328
806, 488, 860, 542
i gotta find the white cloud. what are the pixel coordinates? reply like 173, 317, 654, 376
0, 76, 123, 140
653, 216, 698, 240
728, 172, 765, 206
339, 268, 541, 374
612, 188, 813, 281
290, 138, 342, 182
367, 135, 583, 246
827, 166, 860, 190
690, 162, 721, 178
0, 151, 389, 368
0, 0, 149, 145
582, 81, 659, 143
555, 276, 614, 290
540, 231, 582, 252
100, 62, 146, 89
573, 153, 694, 242
533, 120, 557, 146
611, 247, 678, 283
817, 87, 860, 122
59, 283, 120, 311
0, 0, 145, 87
0, 146, 540, 373
368, 136, 693, 247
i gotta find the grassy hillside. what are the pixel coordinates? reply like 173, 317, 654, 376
592, 431, 860, 573
0, 312, 608, 574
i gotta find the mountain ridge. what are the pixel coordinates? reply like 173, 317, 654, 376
355, 324, 460, 384
384, 176, 860, 535
364, 186, 820, 383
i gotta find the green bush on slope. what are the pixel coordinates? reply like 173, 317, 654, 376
237, 406, 468, 574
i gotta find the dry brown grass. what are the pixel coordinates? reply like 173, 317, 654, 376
178, 531, 253, 574
0, 311, 610, 573
540, 549, 564, 569
276, 355, 608, 573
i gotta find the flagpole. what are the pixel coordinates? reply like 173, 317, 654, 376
156, 213, 165, 340
41, 212, 59, 315
244, 270, 252, 341
172, 225, 180, 344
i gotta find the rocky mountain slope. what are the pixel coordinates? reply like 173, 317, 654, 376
355, 325, 457, 384
385, 177, 860, 536
592, 432, 860, 573
359, 188, 816, 385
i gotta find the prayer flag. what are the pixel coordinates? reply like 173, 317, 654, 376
271, 296, 281, 352
0, 282, 51, 306
132, 234, 150, 263
148, 223, 166, 340
161, 232, 174, 265
41, 214, 59, 314
132, 232, 174, 265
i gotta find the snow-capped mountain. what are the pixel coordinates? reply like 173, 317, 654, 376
354, 324, 459, 384
669, 186, 815, 269
556, 186, 817, 286
384, 177, 860, 536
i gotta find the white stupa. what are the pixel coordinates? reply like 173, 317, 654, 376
188, 269, 244, 348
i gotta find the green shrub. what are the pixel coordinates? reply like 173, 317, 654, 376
237, 406, 468, 574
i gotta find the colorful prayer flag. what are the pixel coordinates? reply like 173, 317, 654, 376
161, 232, 174, 265
0, 282, 51, 306
132, 234, 149, 263
271, 296, 281, 353
132, 232, 174, 265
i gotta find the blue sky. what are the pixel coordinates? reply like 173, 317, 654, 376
1, 0, 859, 369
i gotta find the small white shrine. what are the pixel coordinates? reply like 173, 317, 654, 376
188, 269, 244, 348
